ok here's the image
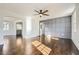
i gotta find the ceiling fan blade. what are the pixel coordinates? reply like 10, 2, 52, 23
43, 14, 49, 16
34, 10, 39, 13
42, 10, 48, 13
34, 14, 39, 15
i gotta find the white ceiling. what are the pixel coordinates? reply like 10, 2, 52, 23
0, 3, 75, 20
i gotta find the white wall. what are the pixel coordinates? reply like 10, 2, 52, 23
23, 16, 39, 38
31, 17, 39, 38
72, 4, 79, 50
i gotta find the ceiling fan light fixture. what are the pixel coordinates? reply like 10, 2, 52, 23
39, 14, 42, 17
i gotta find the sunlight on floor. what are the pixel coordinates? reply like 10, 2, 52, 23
32, 41, 41, 47
32, 40, 52, 55
52, 37, 59, 40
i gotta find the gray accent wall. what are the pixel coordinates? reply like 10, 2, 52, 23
40, 16, 71, 39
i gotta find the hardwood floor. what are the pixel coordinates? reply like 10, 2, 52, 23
1, 36, 41, 55
0, 35, 79, 55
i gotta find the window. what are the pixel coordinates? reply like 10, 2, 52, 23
3, 22, 9, 31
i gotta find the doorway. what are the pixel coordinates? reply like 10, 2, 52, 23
16, 22, 23, 37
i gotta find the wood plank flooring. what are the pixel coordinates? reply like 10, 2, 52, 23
0, 35, 79, 55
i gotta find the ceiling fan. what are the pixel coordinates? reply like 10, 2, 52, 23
34, 10, 49, 17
